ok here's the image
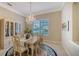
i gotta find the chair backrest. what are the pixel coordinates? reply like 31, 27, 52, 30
12, 36, 20, 50
39, 36, 44, 45
34, 36, 43, 46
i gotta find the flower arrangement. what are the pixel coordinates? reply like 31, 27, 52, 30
24, 27, 32, 33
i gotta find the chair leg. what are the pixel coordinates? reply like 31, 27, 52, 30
27, 49, 29, 56
31, 48, 33, 56
20, 52, 21, 56
31, 47, 34, 56
14, 51, 16, 56
35, 47, 38, 56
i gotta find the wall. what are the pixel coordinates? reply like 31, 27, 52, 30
35, 11, 61, 43
62, 2, 79, 56
0, 6, 25, 50
0, 7, 25, 33
73, 3, 79, 44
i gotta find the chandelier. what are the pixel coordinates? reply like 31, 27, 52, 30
26, 2, 35, 24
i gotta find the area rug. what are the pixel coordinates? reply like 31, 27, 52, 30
5, 44, 57, 56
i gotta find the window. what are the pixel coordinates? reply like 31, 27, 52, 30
32, 19, 48, 36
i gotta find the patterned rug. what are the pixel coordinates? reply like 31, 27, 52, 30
5, 44, 57, 56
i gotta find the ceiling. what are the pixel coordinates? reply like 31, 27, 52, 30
0, 2, 64, 16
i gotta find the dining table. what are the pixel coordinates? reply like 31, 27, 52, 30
20, 36, 38, 56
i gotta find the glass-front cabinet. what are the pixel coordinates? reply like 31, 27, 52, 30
5, 21, 21, 37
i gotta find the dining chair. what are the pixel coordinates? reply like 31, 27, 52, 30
27, 36, 38, 56
39, 36, 44, 45
37, 36, 44, 55
12, 36, 29, 56
34, 41, 39, 56
27, 43, 34, 56
33, 36, 43, 56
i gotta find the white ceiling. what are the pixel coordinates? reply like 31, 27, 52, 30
0, 2, 64, 16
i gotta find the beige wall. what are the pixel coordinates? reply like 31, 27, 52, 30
73, 3, 79, 43
0, 6, 25, 34
35, 11, 61, 43
62, 2, 79, 55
